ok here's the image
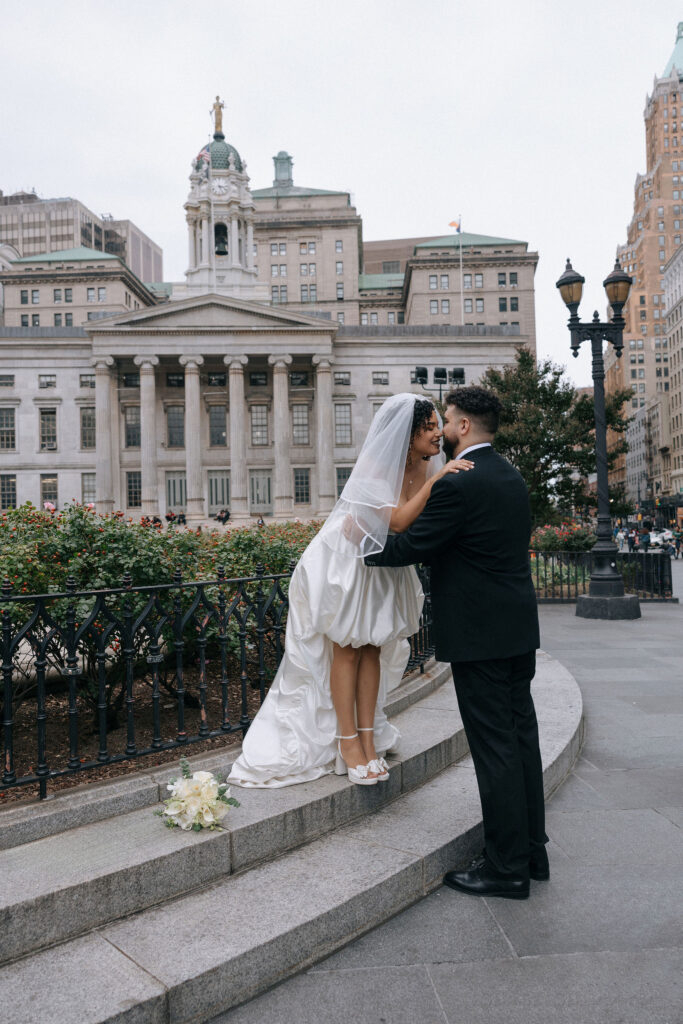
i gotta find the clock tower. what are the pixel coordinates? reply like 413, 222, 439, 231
180, 98, 268, 300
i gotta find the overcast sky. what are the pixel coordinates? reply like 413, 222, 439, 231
2, 0, 682, 386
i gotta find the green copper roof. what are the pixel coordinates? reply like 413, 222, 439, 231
663, 22, 683, 76
13, 246, 120, 263
358, 273, 404, 290
415, 233, 525, 250
209, 132, 243, 172
252, 185, 347, 198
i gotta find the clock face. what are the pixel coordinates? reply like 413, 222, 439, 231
211, 179, 230, 196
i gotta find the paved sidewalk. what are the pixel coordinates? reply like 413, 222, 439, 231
213, 581, 683, 1024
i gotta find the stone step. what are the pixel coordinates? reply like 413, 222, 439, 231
0, 653, 583, 1024
0, 666, 465, 965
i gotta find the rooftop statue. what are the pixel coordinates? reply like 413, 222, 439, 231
212, 95, 224, 135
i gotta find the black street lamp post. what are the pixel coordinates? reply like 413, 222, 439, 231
556, 258, 641, 620
414, 366, 465, 403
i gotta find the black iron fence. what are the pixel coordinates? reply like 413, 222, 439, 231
531, 549, 675, 603
1, 565, 435, 800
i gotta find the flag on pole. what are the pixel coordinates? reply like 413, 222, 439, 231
448, 219, 461, 233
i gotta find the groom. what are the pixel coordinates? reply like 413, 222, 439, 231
365, 386, 546, 900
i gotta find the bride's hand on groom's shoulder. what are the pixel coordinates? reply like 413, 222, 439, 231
343, 513, 365, 546
435, 458, 474, 482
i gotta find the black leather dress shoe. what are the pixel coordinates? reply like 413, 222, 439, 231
529, 847, 550, 881
443, 861, 529, 900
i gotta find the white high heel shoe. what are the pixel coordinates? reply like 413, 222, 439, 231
358, 727, 390, 781
334, 733, 378, 786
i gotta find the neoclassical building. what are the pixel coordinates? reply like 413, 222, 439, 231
0, 103, 537, 522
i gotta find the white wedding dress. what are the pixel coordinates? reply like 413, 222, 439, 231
228, 529, 424, 788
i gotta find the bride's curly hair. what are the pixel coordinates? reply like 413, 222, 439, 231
411, 398, 436, 439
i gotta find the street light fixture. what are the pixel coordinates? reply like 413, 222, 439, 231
555, 258, 641, 619
414, 366, 465, 402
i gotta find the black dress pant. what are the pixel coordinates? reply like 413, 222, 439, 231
451, 650, 547, 877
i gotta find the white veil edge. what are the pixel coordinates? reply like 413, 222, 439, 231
318, 393, 444, 559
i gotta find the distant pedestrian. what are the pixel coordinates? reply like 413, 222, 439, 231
627, 528, 637, 552
617, 529, 625, 551
674, 530, 682, 559
640, 528, 651, 553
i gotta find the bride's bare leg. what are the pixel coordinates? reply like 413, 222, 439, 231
330, 643, 377, 774
356, 644, 381, 763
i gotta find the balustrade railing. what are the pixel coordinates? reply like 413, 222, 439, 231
1, 564, 434, 800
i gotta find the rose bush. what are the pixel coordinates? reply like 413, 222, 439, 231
530, 521, 595, 552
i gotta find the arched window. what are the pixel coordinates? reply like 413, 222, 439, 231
214, 222, 228, 256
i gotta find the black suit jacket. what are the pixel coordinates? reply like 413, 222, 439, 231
365, 446, 539, 663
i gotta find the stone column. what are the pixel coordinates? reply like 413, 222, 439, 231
186, 218, 196, 270
202, 217, 211, 265
313, 355, 336, 515
246, 220, 255, 270
180, 355, 205, 522
268, 354, 293, 517
231, 217, 239, 266
93, 356, 115, 514
224, 355, 249, 519
133, 355, 160, 516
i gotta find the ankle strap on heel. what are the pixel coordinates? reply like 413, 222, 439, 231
336, 733, 358, 740
357, 727, 375, 732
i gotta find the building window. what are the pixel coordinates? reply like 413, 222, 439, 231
361, 313, 368, 325
279, 285, 287, 302
32, 314, 40, 327
307, 283, 316, 302
124, 405, 141, 447
20, 290, 28, 305
336, 240, 343, 253
336, 466, 352, 496
39, 374, 56, 389
293, 468, 310, 504
299, 263, 308, 277
53, 288, 62, 303
249, 372, 267, 386
40, 474, 58, 509
0, 475, 16, 510
498, 273, 506, 287
463, 274, 472, 289
382, 260, 400, 273
308, 241, 316, 254
464, 298, 473, 313
440, 274, 449, 289
336, 261, 343, 275
475, 273, 483, 288
279, 242, 286, 255
309, 263, 316, 276
510, 296, 519, 312
65, 313, 73, 326
98, 287, 106, 302
122, 372, 140, 388
270, 243, 278, 256
87, 287, 95, 302
337, 312, 345, 324
441, 299, 450, 314
430, 300, 439, 314
370, 312, 378, 324
388, 311, 395, 324
334, 371, 351, 386
0, 375, 14, 387
271, 264, 279, 277
336, 283, 344, 300
476, 298, 484, 313
250, 404, 268, 445
208, 372, 226, 387
39, 409, 57, 450
31, 290, 39, 304
21, 315, 29, 327
54, 313, 62, 326
64, 288, 72, 303
334, 403, 352, 444
301, 285, 309, 302
126, 471, 142, 508
290, 372, 309, 387
397, 311, 404, 324
0, 409, 15, 450
429, 275, 438, 290
166, 373, 184, 388
167, 405, 185, 447
372, 371, 389, 386
81, 472, 96, 505
292, 404, 310, 445
209, 405, 227, 446
80, 407, 96, 449
271, 286, 279, 303
499, 298, 508, 312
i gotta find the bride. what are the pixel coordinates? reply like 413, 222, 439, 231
228, 393, 472, 788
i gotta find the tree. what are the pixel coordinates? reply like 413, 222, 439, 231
480, 348, 632, 524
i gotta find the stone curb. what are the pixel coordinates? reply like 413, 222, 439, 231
0, 652, 583, 1023
0, 665, 460, 965
0, 660, 450, 853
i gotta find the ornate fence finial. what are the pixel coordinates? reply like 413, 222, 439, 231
217, 565, 225, 582
173, 568, 182, 585
2, 578, 12, 598
66, 575, 76, 594
122, 572, 132, 590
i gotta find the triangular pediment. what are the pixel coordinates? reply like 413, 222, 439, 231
87, 293, 334, 333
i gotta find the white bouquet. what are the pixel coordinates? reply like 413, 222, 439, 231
156, 759, 240, 831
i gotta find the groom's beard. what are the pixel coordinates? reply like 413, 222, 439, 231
442, 436, 456, 461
